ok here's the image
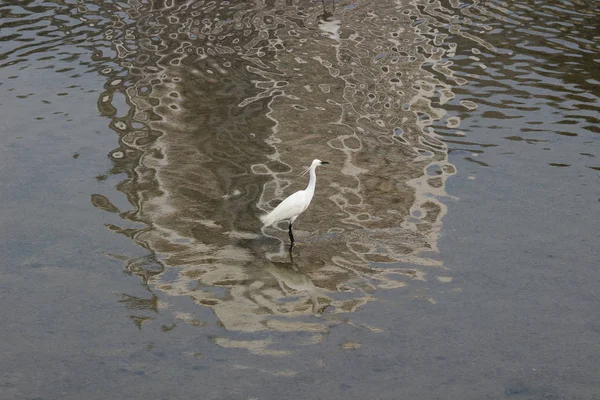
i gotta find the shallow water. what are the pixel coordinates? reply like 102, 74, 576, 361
1, 0, 599, 399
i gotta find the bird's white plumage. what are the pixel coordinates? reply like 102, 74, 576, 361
260, 190, 309, 227
260, 159, 327, 231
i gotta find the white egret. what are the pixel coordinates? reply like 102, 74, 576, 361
260, 159, 329, 246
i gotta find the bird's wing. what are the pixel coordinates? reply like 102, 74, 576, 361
261, 190, 307, 226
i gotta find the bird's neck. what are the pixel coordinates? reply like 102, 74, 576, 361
305, 166, 317, 195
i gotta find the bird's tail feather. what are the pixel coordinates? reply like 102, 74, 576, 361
260, 211, 276, 227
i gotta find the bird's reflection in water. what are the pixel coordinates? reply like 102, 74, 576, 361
265, 250, 330, 316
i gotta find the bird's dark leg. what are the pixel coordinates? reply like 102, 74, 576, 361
288, 222, 295, 247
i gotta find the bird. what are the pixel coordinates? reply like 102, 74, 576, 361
260, 159, 329, 247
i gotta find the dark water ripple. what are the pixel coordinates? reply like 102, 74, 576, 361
422, 0, 599, 170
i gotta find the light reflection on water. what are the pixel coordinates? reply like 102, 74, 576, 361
88, 0, 461, 350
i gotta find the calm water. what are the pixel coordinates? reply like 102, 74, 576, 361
1, 0, 598, 399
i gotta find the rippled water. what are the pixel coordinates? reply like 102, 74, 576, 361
434, 1, 599, 168
1, 0, 599, 398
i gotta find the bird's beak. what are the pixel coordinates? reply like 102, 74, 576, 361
321, 161, 330, 164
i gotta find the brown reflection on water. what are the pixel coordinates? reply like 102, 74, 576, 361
91, 0, 479, 353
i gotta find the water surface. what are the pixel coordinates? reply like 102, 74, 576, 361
1, 0, 598, 399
